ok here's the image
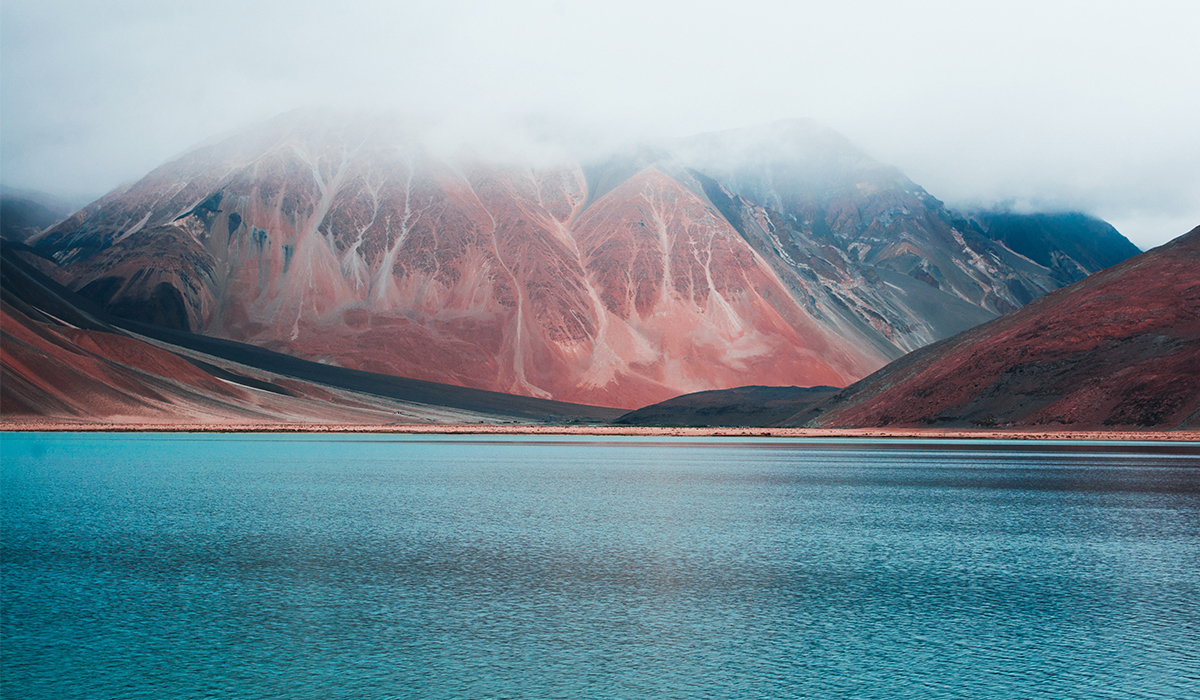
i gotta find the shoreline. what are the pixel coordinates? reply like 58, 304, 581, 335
2, 420, 1198, 442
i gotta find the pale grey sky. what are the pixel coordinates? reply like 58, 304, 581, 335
2, 0, 1197, 248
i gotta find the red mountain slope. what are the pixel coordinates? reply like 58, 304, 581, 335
1, 244, 622, 426
1, 298, 404, 424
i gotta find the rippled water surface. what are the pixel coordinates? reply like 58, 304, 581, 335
3, 434, 1199, 699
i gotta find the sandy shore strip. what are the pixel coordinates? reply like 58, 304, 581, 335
2, 419, 1198, 442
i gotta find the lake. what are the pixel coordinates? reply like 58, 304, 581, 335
2, 433, 1198, 698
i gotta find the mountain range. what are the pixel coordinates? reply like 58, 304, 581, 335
19, 112, 1139, 410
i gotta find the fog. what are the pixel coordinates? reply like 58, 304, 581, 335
2, 0, 1197, 249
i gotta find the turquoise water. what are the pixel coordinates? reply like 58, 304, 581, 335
2, 433, 1199, 699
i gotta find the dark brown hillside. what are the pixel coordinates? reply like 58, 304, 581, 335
613, 385, 838, 427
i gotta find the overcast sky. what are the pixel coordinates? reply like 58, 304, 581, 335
2, 0, 1197, 249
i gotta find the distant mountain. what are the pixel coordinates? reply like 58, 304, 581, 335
786, 226, 1200, 430
0, 189, 74, 243
26, 112, 1139, 408
960, 211, 1142, 286
613, 384, 837, 427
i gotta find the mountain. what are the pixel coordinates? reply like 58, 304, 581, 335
26, 112, 1139, 408
0, 189, 74, 243
785, 226, 1200, 430
1, 241, 621, 425
613, 385, 838, 427
961, 210, 1142, 286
